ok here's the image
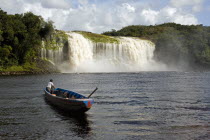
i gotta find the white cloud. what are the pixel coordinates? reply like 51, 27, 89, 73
140, 6, 198, 25
0, 0, 24, 14
122, 3, 135, 12
141, 9, 158, 25
23, 3, 53, 19
78, 0, 89, 6
41, 0, 71, 9
114, 3, 136, 26
170, 0, 204, 12
192, 5, 202, 12
162, 7, 177, 16
0, 0, 201, 33
174, 14, 198, 24
170, 0, 203, 7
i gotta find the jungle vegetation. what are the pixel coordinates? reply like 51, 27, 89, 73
103, 23, 210, 69
1, 7, 210, 72
0, 9, 56, 72
76, 31, 119, 44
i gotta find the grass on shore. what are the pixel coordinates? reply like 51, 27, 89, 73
0, 63, 41, 72
0, 59, 59, 73
76, 31, 119, 44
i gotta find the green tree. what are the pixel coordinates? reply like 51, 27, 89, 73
39, 20, 54, 40
0, 45, 12, 66
102, 23, 210, 69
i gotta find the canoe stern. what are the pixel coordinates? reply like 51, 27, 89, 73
83, 99, 94, 108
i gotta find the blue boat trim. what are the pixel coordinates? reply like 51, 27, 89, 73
44, 88, 94, 112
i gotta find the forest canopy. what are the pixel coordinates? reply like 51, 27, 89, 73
0, 9, 54, 71
103, 23, 210, 69
1, 8, 210, 72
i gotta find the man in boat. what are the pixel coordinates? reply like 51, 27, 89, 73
46, 79, 55, 94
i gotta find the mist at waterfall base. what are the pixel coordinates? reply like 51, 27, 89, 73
60, 57, 168, 73
153, 31, 194, 72
42, 32, 173, 73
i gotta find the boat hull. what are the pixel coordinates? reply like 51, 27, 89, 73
44, 89, 94, 113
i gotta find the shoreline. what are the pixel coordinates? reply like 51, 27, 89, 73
0, 71, 58, 76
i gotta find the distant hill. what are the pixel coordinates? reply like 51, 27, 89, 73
103, 23, 210, 70
1, 7, 210, 74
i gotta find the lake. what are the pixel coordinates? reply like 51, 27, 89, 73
0, 72, 210, 140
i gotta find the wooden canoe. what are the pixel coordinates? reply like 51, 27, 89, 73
44, 88, 94, 113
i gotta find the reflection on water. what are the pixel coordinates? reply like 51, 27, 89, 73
46, 100, 92, 138
0, 72, 210, 139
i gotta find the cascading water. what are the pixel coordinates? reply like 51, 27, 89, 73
41, 32, 167, 73
66, 32, 94, 72
41, 41, 65, 65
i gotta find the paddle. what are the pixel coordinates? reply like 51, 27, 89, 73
88, 87, 98, 98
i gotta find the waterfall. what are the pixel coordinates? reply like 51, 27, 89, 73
41, 32, 167, 73
66, 32, 94, 69
40, 41, 65, 65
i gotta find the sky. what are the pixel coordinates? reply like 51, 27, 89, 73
0, 0, 209, 33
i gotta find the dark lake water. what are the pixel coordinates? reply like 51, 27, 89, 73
0, 72, 210, 140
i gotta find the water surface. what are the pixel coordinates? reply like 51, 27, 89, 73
0, 72, 210, 140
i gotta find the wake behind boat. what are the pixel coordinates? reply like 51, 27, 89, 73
44, 88, 96, 113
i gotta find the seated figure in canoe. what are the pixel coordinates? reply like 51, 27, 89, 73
44, 87, 97, 112
46, 79, 55, 94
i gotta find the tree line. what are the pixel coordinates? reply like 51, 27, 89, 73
103, 23, 210, 70
1, 8, 210, 71
0, 9, 54, 70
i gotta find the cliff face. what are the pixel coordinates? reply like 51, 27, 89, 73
41, 31, 168, 73
103, 23, 210, 70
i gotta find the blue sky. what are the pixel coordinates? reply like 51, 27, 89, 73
197, 0, 210, 26
0, 0, 209, 33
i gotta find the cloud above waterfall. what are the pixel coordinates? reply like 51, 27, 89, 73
140, 7, 198, 25
170, 0, 204, 12
0, 0, 209, 33
40, 0, 71, 9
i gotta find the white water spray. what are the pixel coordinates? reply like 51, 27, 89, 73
41, 32, 167, 73
41, 41, 64, 65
